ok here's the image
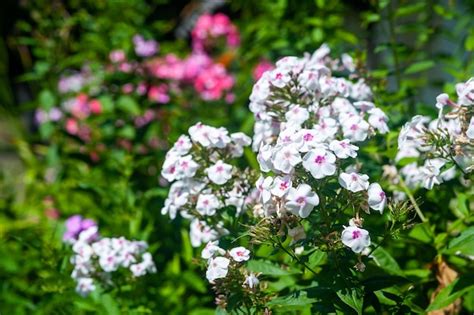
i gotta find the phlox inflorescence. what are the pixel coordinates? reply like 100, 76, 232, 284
395, 78, 474, 190
248, 45, 389, 254
160, 122, 253, 247
158, 45, 394, 312
64, 216, 156, 296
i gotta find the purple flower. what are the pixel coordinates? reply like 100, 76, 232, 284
63, 215, 98, 243
133, 35, 158, 57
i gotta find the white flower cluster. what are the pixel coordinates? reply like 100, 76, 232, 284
201, 241, 253, 285
250, 44, 388, 151
247, 47, 388, 254
161, 122, 252, 247
397, 78, 474, 189
69, 226, 156, 296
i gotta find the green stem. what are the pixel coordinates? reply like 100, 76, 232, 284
276, 238, 318, 277
398, 176, 427, 222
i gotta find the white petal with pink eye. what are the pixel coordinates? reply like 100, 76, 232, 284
297, 129, 321, 152
314, 117, 338, 141
353, 101, 375, 112
302, 148, 337, 179
206, 257, 230, 282
456, 77, 474, 106
285, 184, 319, 218
269, 68, 291, 88
256, 175, 274, 204
201, 241, 225, 260
329, 139, 358, 159
177, 155, 199, 179
339, 172, 369, 192
257, 144, 274, 172
341, 225, 371, 253
206, 160, 233, 185
285, 105, 309, 126
196, 194, 220, 216
272, 145, 302, 174
229, 246, 251, 262
342, 116, 369, 142
171, 135, 192, 155
368, 108, 389, 134
189, 122, 211, 147
277, 127, 303, 148
466, 117, 474, 139
161, 155, 180, 182
270, 175, 292, 198
367, 183, 386, 213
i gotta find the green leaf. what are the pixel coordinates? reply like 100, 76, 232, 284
404, 60, 435, 74
443, 227, 474, 256
117, 125, 136, 139
308, 249, 327, 268
267, 291, 316, 310
102, 293, 120, 315
408, 222, 433, 243
246, 260, 299, 276
117, 95, 140, 115
374, 291, 397, 306
371, 246, 404, 276
426, 275, 474, 311
337, 288, 363, 315
39, 90, 56, 109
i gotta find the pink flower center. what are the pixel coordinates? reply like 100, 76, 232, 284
379, 191, 386, 199
314, 155, 325, 164
351, 174, 358, 181
352, 230, 361, 239
275, 73, 283, 80
350, 124, 358, 131
303, 133, 314, 141
296, 196, 306, 204
280, 182, 289, 190
216, 166, 224, 172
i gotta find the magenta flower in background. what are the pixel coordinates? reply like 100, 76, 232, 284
109, 49, 126, 63
191, 13, 240, 52
133, 35, 159, 57
253, 59, 274, 81
63, 215, 98, 243
194, 63, 234, 101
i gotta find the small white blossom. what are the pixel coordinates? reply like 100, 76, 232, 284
285, 184, 319, 218
243, 273, 260, 289
339, 172, 369, 192
196, 194, 220, 216
76, 278, 96, 296
302, 148, 337, 179
201, 241, 225, 260
341, 225, 371, 253
466, 117, 474, 139
272, 145, 302, 174
229, 246, 251, 262
206, 160, 233, 185
206, 257, 230, 282
329, 139, 358, 159
270, 175, 292, 198
256, 175, 273, 204
367, 183, 386, 213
